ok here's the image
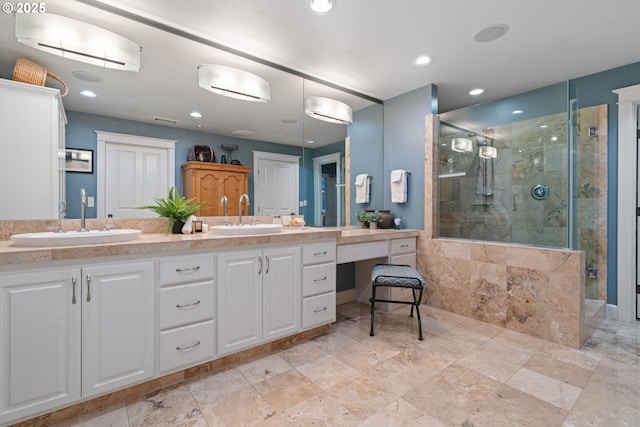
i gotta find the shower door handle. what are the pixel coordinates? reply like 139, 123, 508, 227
513, 194, 518, 211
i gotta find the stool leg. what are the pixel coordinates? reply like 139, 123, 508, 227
409, 289, 415, 318
369, 283, 377, 337
415, 287, 424, 340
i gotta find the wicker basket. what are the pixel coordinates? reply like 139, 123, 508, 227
13, 58, 69, 97
187, 145, 215, 163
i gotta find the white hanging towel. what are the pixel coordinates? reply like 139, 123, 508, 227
355, 173, 370, 203
390, 169, 407, 203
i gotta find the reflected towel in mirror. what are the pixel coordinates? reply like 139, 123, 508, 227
355, 173, 370, 203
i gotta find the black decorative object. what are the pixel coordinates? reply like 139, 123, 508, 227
187, 145, 215, 162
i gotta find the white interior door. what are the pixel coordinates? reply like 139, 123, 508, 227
96, 131, 176, 218
253, 151, 299, 216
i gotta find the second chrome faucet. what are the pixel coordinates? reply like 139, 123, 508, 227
238, 193, 250, 225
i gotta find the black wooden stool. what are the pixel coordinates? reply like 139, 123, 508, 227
369, 264, 425, 340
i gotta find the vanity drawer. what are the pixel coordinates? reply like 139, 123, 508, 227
390, 238, 416, 256
303, 263, 336, 297
303, 241, 336, 265
302, 292, 336, 329
159, 320, 215, 373
158, 254, 215, 286
159, 281, 215, 330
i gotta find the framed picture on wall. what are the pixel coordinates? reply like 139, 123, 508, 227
65, 148, 93, 173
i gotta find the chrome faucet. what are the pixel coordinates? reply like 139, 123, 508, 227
238, 193, 250, 225
79, 188, 88, 232
220, 195, 229, 217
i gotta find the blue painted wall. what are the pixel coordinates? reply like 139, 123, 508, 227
382, 85, 437, 230
348, 104, 385, 224
65, 110, 303, 218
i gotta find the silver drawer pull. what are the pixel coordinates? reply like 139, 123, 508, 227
176, 300, 201, 309
176, 266, 201, 273
401, 244, 409, 248
176, 341, 201, 351
313, 277, 327, 282
313, 251, 327, 256
313, 306, 328, 313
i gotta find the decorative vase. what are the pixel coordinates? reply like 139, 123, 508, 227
358, 221, 367, 229
369, 222, 378, 230
379, 210, 393, 229
171, 221, 185, 234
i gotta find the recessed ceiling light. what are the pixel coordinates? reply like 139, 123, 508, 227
80, 90, 97, 97
511, 110, 524, 115
473, 24, 509, 43
469, 88, 484, 96
190, 111, 202, 118
307, 0, 336, 15
306, 140, 315, 144
413, 55, 434, 66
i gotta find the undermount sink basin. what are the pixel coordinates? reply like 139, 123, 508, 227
10, 229, 142, 247
211, 223, 283, 236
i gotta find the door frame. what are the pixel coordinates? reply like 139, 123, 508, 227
252, 150, 300, 216
312, 152, 342, 226
614, 84, 640, 322
95, 131, 176, 218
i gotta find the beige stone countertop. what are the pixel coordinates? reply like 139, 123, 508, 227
0, 226, 420, 266
335, 227, 420, 245
0, 227, 339, 266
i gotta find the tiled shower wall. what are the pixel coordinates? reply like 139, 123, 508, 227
438, 105, 607, 301
420, 115, 592, 349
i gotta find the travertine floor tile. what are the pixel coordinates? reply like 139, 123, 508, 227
45, 302, 640, 427
506, 367, 582, 410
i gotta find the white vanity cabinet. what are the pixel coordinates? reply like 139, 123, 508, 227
158, 254, 215, 374
217, 245, 301, 355
0, 269, 81, 425
302, 241, 337, 329
81, 262, 155, 398
0, 260, 154, 425
0, 79, 67, 220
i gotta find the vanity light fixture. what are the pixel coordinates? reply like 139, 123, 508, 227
307, 0, 336, 15
479, 146, 498, 159
305, 96, 352, 124
451, 138, 473, 153
198, 64, 270, 103
15, 13, 141, 71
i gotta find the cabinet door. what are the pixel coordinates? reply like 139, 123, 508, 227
0, 269, 81, 425
263, 246, 301, 342
217, 249, 262, 355
82, 262, 155, 398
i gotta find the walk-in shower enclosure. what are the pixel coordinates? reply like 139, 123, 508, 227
437, 82, 607, 300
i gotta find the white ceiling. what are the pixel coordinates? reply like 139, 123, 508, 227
1, 0, 639, 146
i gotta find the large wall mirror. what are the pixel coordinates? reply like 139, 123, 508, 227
0, 0, 382, 226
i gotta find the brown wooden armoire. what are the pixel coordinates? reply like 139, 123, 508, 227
182, 162, 251, 216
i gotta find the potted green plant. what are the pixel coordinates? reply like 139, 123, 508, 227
366, 211, 382, 229
138, 187, 205, 234
357, 211, 368, 228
